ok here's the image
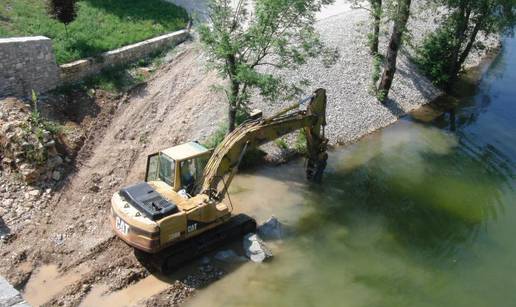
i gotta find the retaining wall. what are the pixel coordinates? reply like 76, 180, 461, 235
0, 36, 60, 98
0, 29, 189, 97
60, 29, 189, 84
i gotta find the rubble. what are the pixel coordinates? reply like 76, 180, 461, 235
243, 233, 273, 263
0, 97, 64, 183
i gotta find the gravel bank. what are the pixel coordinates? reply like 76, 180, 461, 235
169, 0, 497, 146
251, 7, 442, 146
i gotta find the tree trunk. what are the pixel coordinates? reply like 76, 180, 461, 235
228, 103, 237, 133
227, 55, 239, 133
457, 18, 483, 72
446, 2, 472, 90
377, 0, 412, 102
370, 0, 382, 55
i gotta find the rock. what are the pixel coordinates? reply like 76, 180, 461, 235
243, 233, 273, 263
28, 189, 40, 197
214, 250, 247, 263
19, 164, 39, 183
258, 216, 286, 241
52, 171, 62, 181
47, 156, 63, 169
2, 199, 13, 208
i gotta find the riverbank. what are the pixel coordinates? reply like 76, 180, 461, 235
0, 2, 501, 307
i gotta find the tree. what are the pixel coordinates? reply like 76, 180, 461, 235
47, 0, 78, 37
199, 0, 335, 133
376, 0, 412, 102
351, 0, 384, 54
418, 0, 516, 89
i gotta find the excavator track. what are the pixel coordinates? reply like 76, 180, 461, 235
135, 214, 257, 273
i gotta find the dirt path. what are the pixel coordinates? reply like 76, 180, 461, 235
0, 42, 227, 306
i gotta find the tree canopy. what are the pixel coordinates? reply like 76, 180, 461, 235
199, 0, 336, 132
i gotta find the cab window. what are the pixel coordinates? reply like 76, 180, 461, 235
159, 154, 175, 186
180, 159, 196, 191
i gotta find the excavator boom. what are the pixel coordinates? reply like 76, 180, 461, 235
200, 88, 328, 200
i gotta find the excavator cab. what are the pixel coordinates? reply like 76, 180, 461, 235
145, 142, 210, 195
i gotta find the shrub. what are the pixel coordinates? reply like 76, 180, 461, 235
416, 24, 456, 88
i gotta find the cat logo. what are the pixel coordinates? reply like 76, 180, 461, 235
187, 223, 198, 233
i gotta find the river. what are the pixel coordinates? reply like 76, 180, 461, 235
186, 35, 516, 307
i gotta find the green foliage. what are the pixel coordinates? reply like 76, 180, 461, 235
416, 24, 455, 87
275, 139, 289, 151
22, 91, 63, 164
376, 89, 387, 102
371, 54, 383, 84
203, 124, 228, 149
418, 0, 516, 88
0, 0, 188, 63
199, 0, 336, 132
295, 129, 308, 154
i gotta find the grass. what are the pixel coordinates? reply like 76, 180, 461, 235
0, 0, 188, 64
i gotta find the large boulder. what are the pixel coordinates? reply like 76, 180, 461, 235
243, 233, 273, 263
257, 216, 286, 241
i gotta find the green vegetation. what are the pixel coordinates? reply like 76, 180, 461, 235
199, 0, 335, 133
0, 0, 188, 63
22, 91, 63, 164
417, 0, 516, 89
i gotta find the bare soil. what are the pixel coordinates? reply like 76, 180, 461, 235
0, 41, 227, 306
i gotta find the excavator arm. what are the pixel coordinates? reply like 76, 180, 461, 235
199, 88, 328, 200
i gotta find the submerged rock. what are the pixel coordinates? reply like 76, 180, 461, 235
214, 249, 247, 263
258, 216, 286, 241
243, 233, 273, 263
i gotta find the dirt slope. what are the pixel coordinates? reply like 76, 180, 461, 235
0, 42, 226, 306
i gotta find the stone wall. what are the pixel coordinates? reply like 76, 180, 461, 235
60, 29, 189, 84
0, 30, 189, 97
0, 36, 60, 98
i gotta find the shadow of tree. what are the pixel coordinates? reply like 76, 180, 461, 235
396, 56, 442, 102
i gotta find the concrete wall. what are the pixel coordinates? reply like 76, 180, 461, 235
60, 29, 189, 84
0, 36, 60, 98
0, 30, 189, 97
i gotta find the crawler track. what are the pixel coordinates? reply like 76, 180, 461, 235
136, 214, 257, 273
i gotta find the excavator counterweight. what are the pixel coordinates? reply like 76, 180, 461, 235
110, 89, 328, 271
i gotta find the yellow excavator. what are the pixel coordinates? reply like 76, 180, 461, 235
110, 88, 328, 271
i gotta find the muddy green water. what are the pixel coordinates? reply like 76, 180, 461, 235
187, 35, 516, 307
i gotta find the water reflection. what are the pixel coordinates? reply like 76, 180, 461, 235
188, 35, 516, 307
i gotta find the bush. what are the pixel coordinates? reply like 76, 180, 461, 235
416, 24, 456, 88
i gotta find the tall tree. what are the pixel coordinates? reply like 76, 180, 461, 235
199, 0, 335, 133
377, 0, 412, 102
418, 0, 516, 89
